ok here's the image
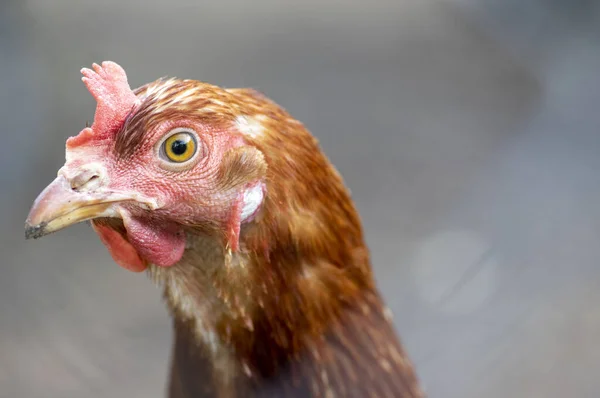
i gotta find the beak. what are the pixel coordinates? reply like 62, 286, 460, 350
25, 175, 146, 240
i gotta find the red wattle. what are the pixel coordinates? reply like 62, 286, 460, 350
92, 223, 148, 272
122, 215, 186, 268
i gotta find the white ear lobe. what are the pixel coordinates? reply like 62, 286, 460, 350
240, 183, 264, 222
224, 182, 265, 253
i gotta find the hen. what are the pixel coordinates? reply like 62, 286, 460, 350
25, 61, 423, 398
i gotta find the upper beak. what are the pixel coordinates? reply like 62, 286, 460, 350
24, 175, 140, 239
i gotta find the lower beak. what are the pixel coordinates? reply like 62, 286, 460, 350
25, 175, 134, 239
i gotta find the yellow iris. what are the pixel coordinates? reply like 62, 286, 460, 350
163, 132, 196, 163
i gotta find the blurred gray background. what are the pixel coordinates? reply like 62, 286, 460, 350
1, 0, 599, 397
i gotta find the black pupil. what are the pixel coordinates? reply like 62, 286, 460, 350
171, 139, 188, 156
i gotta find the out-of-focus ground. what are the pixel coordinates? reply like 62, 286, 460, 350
1, 0, 599, 397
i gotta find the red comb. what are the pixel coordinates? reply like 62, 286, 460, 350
67, 61, 139, 148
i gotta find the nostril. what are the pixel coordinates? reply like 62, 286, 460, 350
70, 170, 103, 192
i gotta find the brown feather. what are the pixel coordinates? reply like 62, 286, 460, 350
115, 81, 424, 397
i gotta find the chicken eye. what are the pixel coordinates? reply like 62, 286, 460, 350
162, 132, 197, 163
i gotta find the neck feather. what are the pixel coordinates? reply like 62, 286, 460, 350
147, 88, 423, 395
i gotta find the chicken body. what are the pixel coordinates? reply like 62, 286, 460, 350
25, 62, 423, 397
